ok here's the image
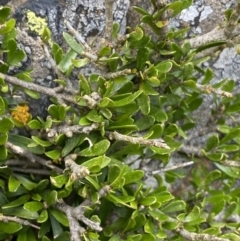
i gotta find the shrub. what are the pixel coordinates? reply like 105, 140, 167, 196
0, 1, 240, 241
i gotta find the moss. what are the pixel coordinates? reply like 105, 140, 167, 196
26, 10, 48, 36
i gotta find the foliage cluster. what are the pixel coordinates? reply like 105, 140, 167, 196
0, 1, 240, 240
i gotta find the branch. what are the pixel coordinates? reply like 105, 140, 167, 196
151, 161, 194, 175
5, 142, 63, 174
64, 154, 90, 180
64, 20, 91, 52
82, 92, 102, 109
11, 167, 51, 176
196, 84, 233, 98
47, 123, 99, 139
220, 160, 240, 168
108, 131, 170, 149
102, 69, 132, 79
187, 27, 227, 49
42, 41, 77, 94
0, 214, 40, 230
0, 73, 76, 105
55, 186, 111, 241
177, 227, 229, 241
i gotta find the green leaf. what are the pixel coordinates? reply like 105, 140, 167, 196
86, 109, 103, 122
106, 193, 134, 208
8, 175, 21, 192
108, 164, 128, 189
98, 46, 111, 57
45, 149, 61, 160
72, 58, 89, 68
7, 39, 25, 66
8, 134, 44, 154
34, 179, 49, 192
201, 68, 214, 84
62, 134, 81, 157
0, 118, 14, 133
82, 156, 111, 173
0, 146, 7, 160
0, 18, 15, 35
226, 103, 240, 113
110, 90, 143, 107
80, 139, 110, 157
108, 53, 119, 72
37, 210, 48, 223
52, 42, 63, 64
132, 6, 150, 16
46, 190, 58, 206
48, 105, 66, 121
124, 170, 144, 185
27, 119, 42, 129
150, 106, 168, 122
42, 27, 51, 43
219, 129, 240, 144
79, 74, 91, 94
161, 200, 186, 213
0, 96, 5, 115
0, 221, 22, 233
24, 89, 40, 99
24, 201, 44, 212
135, 115, 155, 131
2, 207, 39, 219
49, 213, 63, 239
139, 196, 157, 206
63, 32, 84, 54
49, 208, 69, 227
2, 194, 30, 209
137, 94, 150, 115
50, 174, 68, 188
221, 233, 239, 241
0, 7, 11, 22
136, 47, 150, 70
205, 134, 219, 151
0, 133, 7, 145
112, 22, 120, 39
32, 136, 52, 147
58, 49, 77, 73
215, 163, 240, 179
204, 170, 222, 185
155, 61, 172, 73
217, 144, 239, 152
54, 232, 71, 241
128, 27, 144, 41
15, 174, 37, 190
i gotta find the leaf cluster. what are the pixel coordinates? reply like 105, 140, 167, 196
0, 2, 240, 241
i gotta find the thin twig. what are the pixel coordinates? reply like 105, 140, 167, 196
102, 69, 132, 79
11, 167, 51, 176
64, 20, 91, 52
177, 227, 229, 241
0, 73, 76, 105
0, 214, 40, 230
108, 131, 170, 149
151, 161, 194, 175
47, 123, 99, 139
220, 160, 240, 168
5, 142, 63, 174
196, 84, 233, 98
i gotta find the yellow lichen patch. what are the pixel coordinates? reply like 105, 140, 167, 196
26, 10, 48, 36
11, 105, 30, 125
